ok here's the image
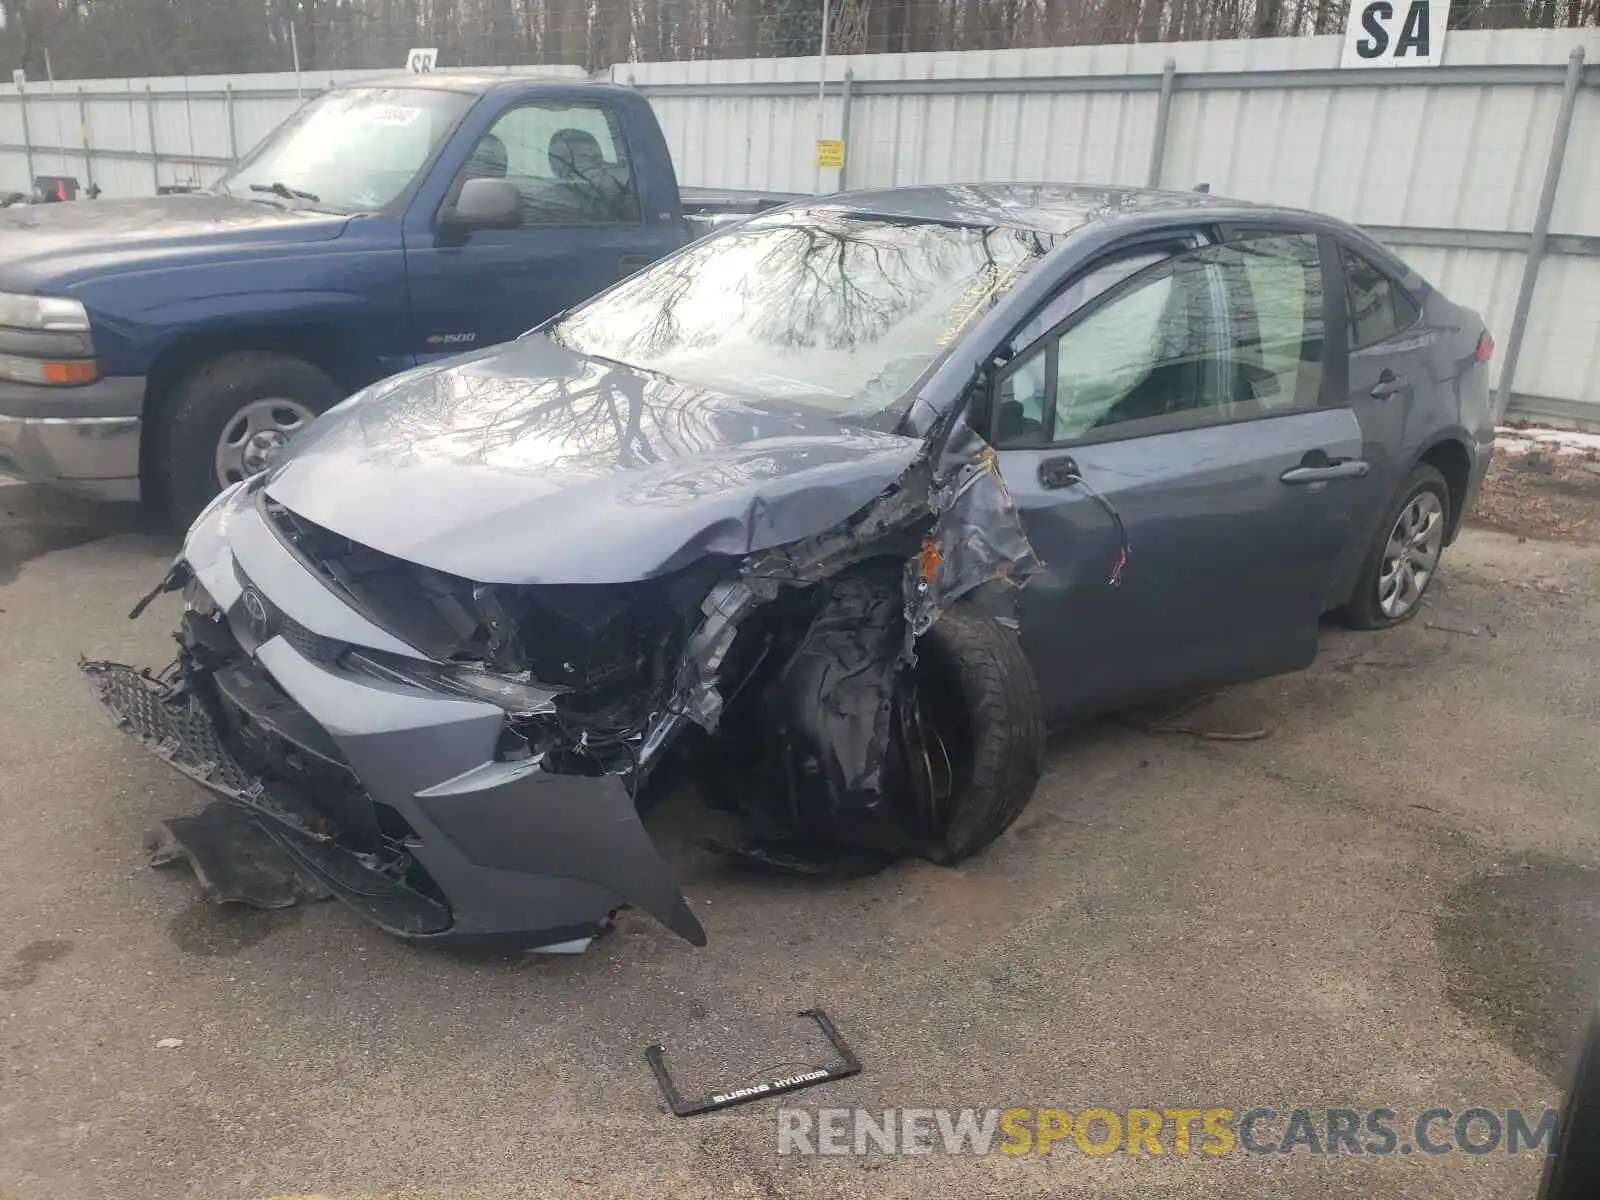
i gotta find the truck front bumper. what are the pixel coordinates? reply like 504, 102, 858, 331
0, 375, 145, 500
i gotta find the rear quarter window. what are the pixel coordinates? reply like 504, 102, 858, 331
1341, 245, 1421, 348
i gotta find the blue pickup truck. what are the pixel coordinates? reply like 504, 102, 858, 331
0, 72, 775, 522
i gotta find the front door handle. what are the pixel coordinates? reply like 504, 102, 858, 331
1281, 459, 1370, 485
1370, 370, 1409, 399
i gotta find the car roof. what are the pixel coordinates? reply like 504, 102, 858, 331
331, 70, 618, 96
817, 183, 1280, 236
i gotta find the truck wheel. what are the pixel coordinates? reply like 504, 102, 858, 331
914, 602, 1046, 865
154, 351, 343, 528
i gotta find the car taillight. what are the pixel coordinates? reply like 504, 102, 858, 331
1476, 331, 1495, 363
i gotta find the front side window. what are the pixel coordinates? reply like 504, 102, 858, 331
457, 102, 640, 225
218, 87, 473, 213
1342, 245, 1420, 348
551, 210, 1059, 417
997, 233, 1325, 445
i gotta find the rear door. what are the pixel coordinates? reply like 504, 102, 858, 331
402, 96, 682, 361
1324, 238, 1433, 606
991, 231, 1368, 721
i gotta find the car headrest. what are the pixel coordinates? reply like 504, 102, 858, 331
549, 128, 604, 181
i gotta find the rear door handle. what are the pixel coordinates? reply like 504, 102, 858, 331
1281, 460, 1370, 485
1370, 370, 1409, 399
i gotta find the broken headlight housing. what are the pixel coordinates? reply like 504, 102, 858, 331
342, 647, 564, 716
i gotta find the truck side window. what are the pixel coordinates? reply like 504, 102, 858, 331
459, 102, 641, 226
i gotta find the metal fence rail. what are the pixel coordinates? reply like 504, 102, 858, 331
2, 31, 1598, 424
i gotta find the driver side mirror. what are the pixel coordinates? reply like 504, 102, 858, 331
442, 178, 522, 232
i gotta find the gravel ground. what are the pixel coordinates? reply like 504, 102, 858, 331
1472, 428, 1600, 544
1, 476, 1597, 1200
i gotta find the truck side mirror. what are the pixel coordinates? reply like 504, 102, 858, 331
443, 178, 522, 232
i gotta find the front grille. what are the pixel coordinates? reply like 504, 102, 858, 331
279, 612, 338, 662
80, 660, 331, 842
84, 661, 263, 798
228, 558, 344, 662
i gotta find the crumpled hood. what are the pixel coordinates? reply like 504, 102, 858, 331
263, 334, 921, 585
0, 194, 349, 289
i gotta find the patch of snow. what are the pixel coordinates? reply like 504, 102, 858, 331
1495, 426, 1600, 457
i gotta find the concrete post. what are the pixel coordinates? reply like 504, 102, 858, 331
145, 84, 161, 192
1494, 46, 1586, 421
1147, 59, 1177, 188
838, 68, 856, 191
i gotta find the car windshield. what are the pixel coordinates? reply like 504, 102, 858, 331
550, 209, 1060, 416
216, 87, 474, 214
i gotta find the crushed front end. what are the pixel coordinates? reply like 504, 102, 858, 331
84, 480, 706, 950
84, 414, 1042, 952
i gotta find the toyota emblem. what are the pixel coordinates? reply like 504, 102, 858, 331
240, 587, 272, 642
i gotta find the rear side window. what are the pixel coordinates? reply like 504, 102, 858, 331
1341, 246, 1420, 348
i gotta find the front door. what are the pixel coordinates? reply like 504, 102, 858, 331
402, 97, 682, 362
990, 232, 1367, 721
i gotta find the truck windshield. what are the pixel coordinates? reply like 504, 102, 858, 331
550, 209, 1059, 417
216, 87, 473, 213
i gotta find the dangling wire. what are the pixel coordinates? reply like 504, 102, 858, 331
1072, 476, 1132, 586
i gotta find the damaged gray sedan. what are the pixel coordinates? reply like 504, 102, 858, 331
84, 184, 1496, 951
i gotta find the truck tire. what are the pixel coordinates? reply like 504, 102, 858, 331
915, 602, 1046, 865
153, 351, 343, 529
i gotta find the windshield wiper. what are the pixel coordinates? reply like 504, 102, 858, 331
249, 181, 321, 205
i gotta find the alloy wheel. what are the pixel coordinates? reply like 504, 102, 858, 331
1377, 490, 1445, 619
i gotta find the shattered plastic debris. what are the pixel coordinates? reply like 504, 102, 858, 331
905, 432, 1041, 639
758, 571, 921, 854
146, 799, 332, 909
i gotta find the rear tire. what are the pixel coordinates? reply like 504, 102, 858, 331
915, 602, 1046, 864
1339, 462, 1451, 630
152, 351, 342, 529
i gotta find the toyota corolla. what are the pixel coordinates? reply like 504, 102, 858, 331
83, 184, 1496, 952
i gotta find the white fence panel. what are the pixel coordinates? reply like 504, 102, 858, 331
621, 28, 1600, 423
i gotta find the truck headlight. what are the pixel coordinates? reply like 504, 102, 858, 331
0, 292, 90, 332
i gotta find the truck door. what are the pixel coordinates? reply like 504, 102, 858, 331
402, 96, 683, 361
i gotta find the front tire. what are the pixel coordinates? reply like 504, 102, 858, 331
915, 602, 1046, 864
1340, 462, 1451, 630
152, 351, 342, 528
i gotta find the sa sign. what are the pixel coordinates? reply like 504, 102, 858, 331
1341, 0, 1450, 69
406, 47, 439, 74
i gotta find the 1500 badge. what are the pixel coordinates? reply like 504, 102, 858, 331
425, 332, 477, 346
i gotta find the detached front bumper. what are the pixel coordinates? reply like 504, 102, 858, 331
0, 375, 145, 500
83, 482, 704, 950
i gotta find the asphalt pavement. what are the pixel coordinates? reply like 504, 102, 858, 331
2, 477, 1598, 1200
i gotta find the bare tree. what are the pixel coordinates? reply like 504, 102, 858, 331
3, 0, 1596, 80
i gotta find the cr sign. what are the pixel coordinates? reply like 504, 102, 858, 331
406, 47, 439, 74
1340, 0, 1450, 69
